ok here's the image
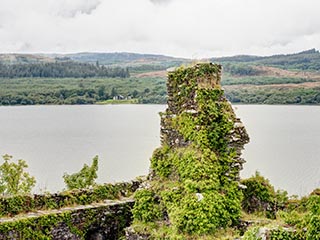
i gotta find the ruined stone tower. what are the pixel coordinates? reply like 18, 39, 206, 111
131, 63, 249, 238
160, 63, 249, 180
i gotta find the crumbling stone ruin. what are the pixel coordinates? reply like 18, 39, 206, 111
130, 63, 249, 238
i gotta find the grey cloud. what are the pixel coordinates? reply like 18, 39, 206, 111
54, 0, 101, 18
0, 0, 320, 57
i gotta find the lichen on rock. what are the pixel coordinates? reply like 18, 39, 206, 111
131, 63, 249, 238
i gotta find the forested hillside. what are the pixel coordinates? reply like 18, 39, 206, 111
0, 61, 129, 78
1, 49, 320, 106
211, 49, 320, 104
47, 52, 187, 73
213, 49, 320, 71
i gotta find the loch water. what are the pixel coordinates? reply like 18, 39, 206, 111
0, 104, 319, 195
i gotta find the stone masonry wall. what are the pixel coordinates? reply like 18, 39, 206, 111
0, 200, 134, 240
130, 63, 250, 238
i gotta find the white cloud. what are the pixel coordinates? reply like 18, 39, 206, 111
0, 0, 319, 57
50, 0, 101, 18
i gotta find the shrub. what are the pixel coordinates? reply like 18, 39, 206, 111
132, 189, 163, 222
306, 195, 320, 239
63, 155, 98, 190
0, 154, 36, 196
241, 171, 276, 217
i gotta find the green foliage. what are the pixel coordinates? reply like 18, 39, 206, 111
277, 210, 305, 227
133, 63, 247, 237
0, 201, 132, 239
214, 48, 320, 71
269, 228, 304, 240
3, 50, 320, 106
64, 52, 185, 68
307, 215, 320, 240
0, 76, 167, 106
211, 49, 320, 105
150, 145, 172, 178
0, 154, 36, 196
271, 193, 320, 240
223, 76, 311, 86
0, 181, 139, 217
132, 189, 163, 222
0, 61, 129, 78
225, 86, 320, 105
63, 155, 98, 190
170, 192, 234, 234
223, 63, 262, 76
241, 171, 276, 218
195, 89, 234, 151
275, 189, 289, 210
306, 195, 320, 239
307, 194, 320, 215
242, 226, 262, 240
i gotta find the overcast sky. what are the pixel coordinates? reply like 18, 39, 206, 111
0, 0, 319, 58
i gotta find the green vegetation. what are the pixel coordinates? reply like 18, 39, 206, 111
240, 187, 320, 240
63, 156, 99, 190
211, 49, 320, 105
0, 181, 139, 217
1, 59, 320, 238
0, 195, 133, 239
241, 171, 289, 219
241, 172, 276, 216
237, 172, 320, 240
131, 63, 249, 238
225, 86, 320, 104
0, 154, 36, 196
242, 226, 262, 240
223, 63, 263, 76
97, 98, 138, 104
1, 49, 320, 106
130, 63, 320, 239
213, 48, 320, 71
0, 76, 167, 105
223, 75, 312, 85
0, 61, 129, 78
64, 52, 186, 69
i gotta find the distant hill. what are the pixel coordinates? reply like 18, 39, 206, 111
209, 49, 320, 105
65, 52, 185, 64
3, 49, 320, 72
0, 52, 188, 72
1, 49, 320, 106
0, 54, 56, 65
212, 49, 320, 71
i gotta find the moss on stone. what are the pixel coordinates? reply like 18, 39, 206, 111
132, 63, 249, 237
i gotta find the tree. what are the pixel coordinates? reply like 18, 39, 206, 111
63, 155, 99, 190
132, 89, 139, 98
111, 87, 118, 97
0, 154, 36, 196
97, 85, 106, 100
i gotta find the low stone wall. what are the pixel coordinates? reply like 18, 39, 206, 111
0, 199, 134, 240
0, 180, 140, 218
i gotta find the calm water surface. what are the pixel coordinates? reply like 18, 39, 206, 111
0, 105, 165, 193
0, 104, 319, 195
235, 105, 320, 196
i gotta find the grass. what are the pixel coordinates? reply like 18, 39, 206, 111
96, 98, 139, 104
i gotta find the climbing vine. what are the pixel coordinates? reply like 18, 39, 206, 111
132, 63, 249, 237
0, 181, 140, 217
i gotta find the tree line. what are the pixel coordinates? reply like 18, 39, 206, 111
0, 61, 130, 78
0, 76, 167, 106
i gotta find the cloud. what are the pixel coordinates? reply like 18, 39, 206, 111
0, 0, 319, 57
149, 0, 173, 5
50, 0, 101, 18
